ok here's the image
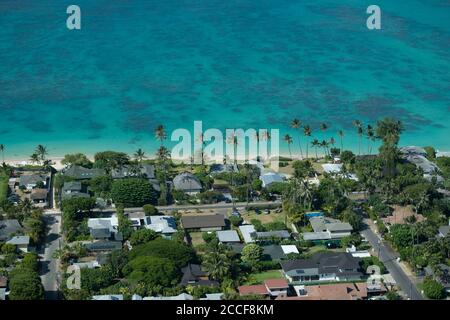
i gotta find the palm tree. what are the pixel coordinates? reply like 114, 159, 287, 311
283, 134, 293, 159
0, 144, 4, 164
320, 123, 328, 136
134, 148, 145, 163
366, 125, 375, 155
320, 140, 329, 157
227, 133, 239, 165
311, 139, 320, 160
35, 145, 48, 162
303, 125, 312, 159
290, 119, 303, 158
30, 153, 40, 164
337, 130, 344, 153
196, 133, 206, 166
353, 120, 363, 155
329, 137, 336, 156
202, 243, 231, 281
155, 125, 167, 146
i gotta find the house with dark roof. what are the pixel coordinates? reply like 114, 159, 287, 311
64, 165, 105, 180
6, 236, 30, 253
30, 188, 48, 207
179, 264, 219, 287
425, 264, 450, 294
19, 173, 49, 190
0, 219, 23, 242
262, 245, 286, 261
181, 214, 225, 232
61, 181, 90, 200
173, 172, 202, 194
112, 164, 155, 179
280, 252, 363, 284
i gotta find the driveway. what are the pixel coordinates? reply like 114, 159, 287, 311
361, 220, 423, 300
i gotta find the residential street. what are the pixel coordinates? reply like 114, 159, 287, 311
39, 213, 62, 300
361, 219, 423, 300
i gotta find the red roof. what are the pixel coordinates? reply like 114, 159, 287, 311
238, 285, 268, 296
264, 279, 289, 289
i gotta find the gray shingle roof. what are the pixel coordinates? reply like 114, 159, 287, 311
0, 219, 23, 241
181, 214, 225, 229
173, 172, 202, 192
217, 230, 240, 243
19, 174, 47, 187
64, 165, 105, 179
280, 252, 361, 274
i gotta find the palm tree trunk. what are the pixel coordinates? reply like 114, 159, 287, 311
297, 133, 303, 159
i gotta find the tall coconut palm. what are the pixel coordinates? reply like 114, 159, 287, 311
366, 125, 375, 155
290, 119, 303, 158
0, 144, 4, 164
320, 140, 329, 157
353, 120, 363, 155
311, 139, 320, 160
134, 148, 145, 163
303, 125, 312, 159
155, 124, 167, 147
283, 134, 293, 159
329, 137, 336, 156
202, 245, 231, 281
337, 130, 344, 153
320, 123, 328, 137
227, 133, 239, 166
196, 133, 206, 166
35, 145, 48, 162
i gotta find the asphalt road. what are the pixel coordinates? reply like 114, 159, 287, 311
39, 214, 62, 300
361, 222, 423, 300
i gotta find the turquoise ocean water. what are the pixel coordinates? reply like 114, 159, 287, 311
0, 0, 449, 159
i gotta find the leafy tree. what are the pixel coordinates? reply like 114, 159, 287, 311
198, 191, 223, 204
292, 160, 314, 179
241, 244, 263, 269
8, 270, 44, 300
61, 153, 92, 168
340, 208, 363, 231
81, 267, 115, 293
106, 249, 129, 278
117, 207, 133, 240
123, 256, 179, 288
229, 215, 243, 227
130, 229, 159, 246
111, 178, 158, 207
128, 238, 195, 268
94, 151, 130, 173
89, 175, 113, 197
422, 277, 446, 300
389, 224, 413, 249
142, 204, 158, 215
21, 252, 39, 272
202, 232, 217, 243
386, 291, 402, 300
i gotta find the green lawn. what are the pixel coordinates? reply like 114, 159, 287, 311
189, 231, 206, 247
245, 270, 284, 284
0, 174, 8, 202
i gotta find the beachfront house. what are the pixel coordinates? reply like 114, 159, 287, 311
111, 164, 155, 179
181, 214, 225, 232
64, 165, 105, 180
18, 173, 48, 190
280, 252, 363, 284
173, 172, 202, 194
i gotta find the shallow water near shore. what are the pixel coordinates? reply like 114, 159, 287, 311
0, 0, 449, 159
